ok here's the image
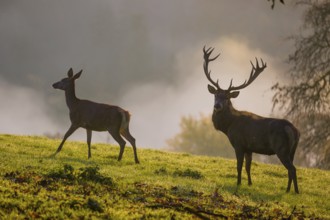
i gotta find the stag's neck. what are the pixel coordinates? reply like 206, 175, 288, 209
212, 102, 239, 135
65, 84, 80, 111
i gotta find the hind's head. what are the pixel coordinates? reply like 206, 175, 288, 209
52, 68, 82, 91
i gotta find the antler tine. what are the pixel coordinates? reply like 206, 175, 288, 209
228, 57, 267, 91
204, 46, 213, 54
260, 58, 266, 68
255, 57, 259, 69
203, 47, 221, 62
209, 53, 220, 61
203, 46, 221, 90
227, 79, 233, 90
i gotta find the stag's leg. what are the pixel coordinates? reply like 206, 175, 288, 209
287, 149, 297, 193
108, 128, 126, 161
292, 168, 299, 194
278, 155, 299, 194
86, 129, 92, 159
288, 146, 299, 193
121, 128, 139, 164
289, 136, 299, 193
245, 152, 252, 185
235, 150, 244, 186
53, 125, 78, 156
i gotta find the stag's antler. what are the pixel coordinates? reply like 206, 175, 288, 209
203, 46, 221, 90
227, 58, 267, 91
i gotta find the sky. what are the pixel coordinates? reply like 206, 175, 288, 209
0, 1, 304, 149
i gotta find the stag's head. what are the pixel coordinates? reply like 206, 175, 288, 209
52, 68, 82, 91
203, 46, 267, 112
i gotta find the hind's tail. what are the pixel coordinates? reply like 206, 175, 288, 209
120, 110, 131, 132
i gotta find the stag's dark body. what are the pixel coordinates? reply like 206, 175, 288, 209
212, 103, 299, 193
213, 105, 299, 157
203, 47, 300, 193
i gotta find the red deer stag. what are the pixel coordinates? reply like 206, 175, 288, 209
52, 68, 139, 164
202, 46, 299, 193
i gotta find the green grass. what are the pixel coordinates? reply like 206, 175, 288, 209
0, 134, 329, 219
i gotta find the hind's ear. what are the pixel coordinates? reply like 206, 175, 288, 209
68, 68, 74, 78
73, 70, 82, 80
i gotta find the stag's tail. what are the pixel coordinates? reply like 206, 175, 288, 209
119, 110, 131, 132
285, 125, 300, 161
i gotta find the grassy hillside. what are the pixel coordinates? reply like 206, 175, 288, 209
0, 134, 329, 219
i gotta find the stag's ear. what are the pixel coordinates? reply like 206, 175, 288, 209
68, 68, 74, 78
208, 84, 217, 94
229, 91, 240, 98
73, 70, 83, 80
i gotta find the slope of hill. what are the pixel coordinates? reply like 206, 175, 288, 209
0, 134, 329, 219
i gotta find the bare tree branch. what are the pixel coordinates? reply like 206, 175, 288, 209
272, 1, 330, 169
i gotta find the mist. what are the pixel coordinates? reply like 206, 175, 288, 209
0, 1, 303, 148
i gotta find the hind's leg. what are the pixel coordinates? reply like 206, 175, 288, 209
121, 127, 139, 164
108, 128, 126, 161
53, 125, 78, 157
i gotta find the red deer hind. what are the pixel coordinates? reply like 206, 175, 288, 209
203, 46, 299, 193
52, 68, 139, 164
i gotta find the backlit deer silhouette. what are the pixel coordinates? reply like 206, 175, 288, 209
52, 68, 139, 164
202, 46, 299, 193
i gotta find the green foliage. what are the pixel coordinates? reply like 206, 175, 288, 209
0, 134, 329, 219
167, 114, 235, 158
155, 167, 203, 179
173, 168, 204, 179
154, 167, 168, 175
46, 164, 75, 181
86, 198, 104, 213
46, 164, 115, 186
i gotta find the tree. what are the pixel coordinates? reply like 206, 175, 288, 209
272, 0, 330, 169
166, 114, 235, 159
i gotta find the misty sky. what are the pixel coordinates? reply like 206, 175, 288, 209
0, 1, 304, 149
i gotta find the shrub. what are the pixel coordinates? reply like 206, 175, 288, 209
173, 168, 203, 179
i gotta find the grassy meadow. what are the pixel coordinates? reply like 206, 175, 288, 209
0, 134, 329, 219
